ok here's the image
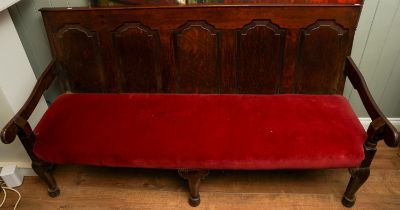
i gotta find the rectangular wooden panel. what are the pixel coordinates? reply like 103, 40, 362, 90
173, 21, 220, 93
113, 23, 161, 92
236, 20, 286, 94
54, 24, 107, 92
295, 21, 349, 94
41, 5, 361, 94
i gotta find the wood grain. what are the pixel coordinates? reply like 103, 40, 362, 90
296, 20, 349, 94
41, 6, 361, 94
113, 23, 161, 92
173, 21, 220, 93
54, 24, 106, 92
91, 0, 364, 6
236, 20, 286, 94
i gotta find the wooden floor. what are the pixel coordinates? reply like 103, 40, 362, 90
2, 144, 400, 210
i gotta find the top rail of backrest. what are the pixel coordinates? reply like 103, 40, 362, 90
41, 3, 363, 94
79, 0, 365, 7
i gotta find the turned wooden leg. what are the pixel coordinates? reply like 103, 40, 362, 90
178, 169, 209, 207
342, 118, 383, 208
342, 167, 370, 207
342, 143, 375, 208
32, 161, 60, 197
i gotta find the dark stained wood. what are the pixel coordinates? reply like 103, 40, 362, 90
173, 21, 220, 93
295, 20, 349, 94
54, 25, 107, 92
91, 0, 364, 7
31, 161, 60, 198
279, 28, 299, 93
1, 60, 58, 144
178, 169, 209, 207
219, 30, 236, 93
113, 23, 161, 92
40, 6, 362, 94
236, 20, 286, 93
0, 60, 61, 200
345, 57, 399, 147
342, 118, 385, 207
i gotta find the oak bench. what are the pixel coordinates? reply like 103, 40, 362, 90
1, 0, 399, 207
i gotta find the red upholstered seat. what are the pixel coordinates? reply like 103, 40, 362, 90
33, 94, 366, 170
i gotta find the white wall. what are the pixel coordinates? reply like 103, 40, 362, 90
345, 0, 400, 118
0, 9, 48, 168
0, 89, 31, 168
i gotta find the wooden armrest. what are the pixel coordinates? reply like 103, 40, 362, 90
345, 56, 399, 147
1, 59, 59, 144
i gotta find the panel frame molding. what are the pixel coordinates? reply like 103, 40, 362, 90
112, 22, 162, 92
54, 24, 106, 92
173, 21, 221, 93
295, 20, 349, 94
235, 20, 287, 93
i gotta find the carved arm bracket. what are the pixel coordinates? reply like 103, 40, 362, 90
345, 56, 399, 147
1, 59, 59, 144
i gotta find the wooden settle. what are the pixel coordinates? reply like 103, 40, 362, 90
2, 0, 399, 207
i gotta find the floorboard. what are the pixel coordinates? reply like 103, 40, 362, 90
1, 144, 400, 209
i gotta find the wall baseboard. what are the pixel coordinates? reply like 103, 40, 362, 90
0, 161, 31, 168
0, 162, 35, 177
0, 165, 36, 177
359, 117, 400, 130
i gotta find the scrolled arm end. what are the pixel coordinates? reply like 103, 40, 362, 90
1, 120, 18, 144
383, 122, 399, 147
1, 59, 58, 145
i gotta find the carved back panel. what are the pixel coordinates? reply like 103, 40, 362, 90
41, 4, 361, 94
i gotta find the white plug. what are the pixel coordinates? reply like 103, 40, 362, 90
0, 165, 23, 188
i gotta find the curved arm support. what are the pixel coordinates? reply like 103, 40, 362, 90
1, 59, 59, 144
345, 56, 399, 147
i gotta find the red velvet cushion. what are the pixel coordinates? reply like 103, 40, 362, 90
33, 94, 366, 170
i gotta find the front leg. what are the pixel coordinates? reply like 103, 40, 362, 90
342, 118, 383, 207
342, 167, 370, 207
178, 169, 209, 207
32, 160, 60, 197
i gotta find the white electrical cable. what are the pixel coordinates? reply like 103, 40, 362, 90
0, 184, 6, 207
0, 180, 21, 210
